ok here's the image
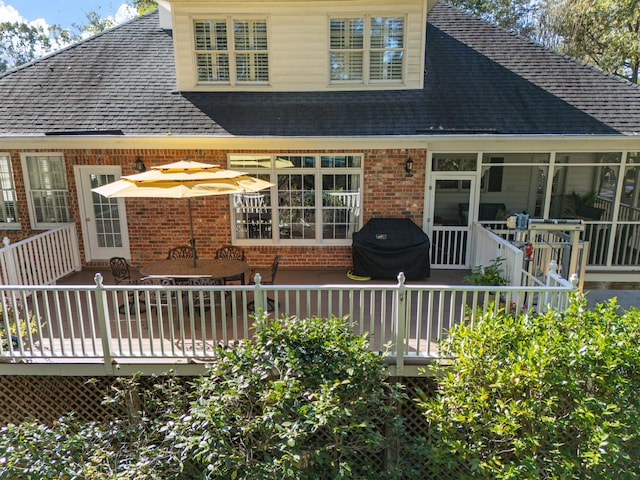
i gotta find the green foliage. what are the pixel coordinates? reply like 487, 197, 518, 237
446, 0, 539, 38
542, 0, 640, 84
0, 296, 38, 350
0, 315, 408, 479
0, 22, 53, 73
464, 256, 507, 286
447, 0, 640, 84
415, 295, 640, 479
0, 373, 190, 479
172, 314, 406, 479
130, 0, 159, 15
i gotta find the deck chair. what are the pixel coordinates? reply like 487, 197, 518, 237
185, 277, 224, 314
167, 245, 195, 259
247, 255, 281, 312
215, 245, 246, 284
110, 257, 141, 314
136, 276, 178, 313
109, 257, 133, 284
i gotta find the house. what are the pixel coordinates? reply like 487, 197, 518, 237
1, 0, 640, 282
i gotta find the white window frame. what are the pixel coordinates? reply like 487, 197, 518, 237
0, 154, 20, 229
229, 154, 363, 246
194, 17, 269, 85
20, 153, 72, 229
329, 14, 405, 85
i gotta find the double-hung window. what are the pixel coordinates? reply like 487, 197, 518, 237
195, 18, 269, 84
0, 155, 19, 228
230, 154, 362, 244
21, 154, 71, 229
330, 15, 404, 84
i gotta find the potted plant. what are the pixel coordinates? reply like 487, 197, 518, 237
464, 257, 507, 286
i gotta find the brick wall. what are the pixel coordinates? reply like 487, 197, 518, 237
2, 148, 427, 270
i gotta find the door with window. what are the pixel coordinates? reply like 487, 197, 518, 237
75, 166, 130, 261
426, 174, 477, 268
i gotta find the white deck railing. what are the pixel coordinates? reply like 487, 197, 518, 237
0, 224, 82, 285
471, 223, 524, 286
0, 268, 576, 376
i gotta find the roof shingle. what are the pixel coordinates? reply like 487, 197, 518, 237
1, 2, 639, 137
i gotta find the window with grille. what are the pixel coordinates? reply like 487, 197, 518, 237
21, 154, 71, 229
194, 18, 268, 84
229, 154, 362, 244
330, 15, 404, 84
0, 155, 19, 227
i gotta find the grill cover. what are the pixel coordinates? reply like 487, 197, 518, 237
352, 218, 430, 280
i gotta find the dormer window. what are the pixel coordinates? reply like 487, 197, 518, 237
329, 15, 404, 84
194, 18, 269, 84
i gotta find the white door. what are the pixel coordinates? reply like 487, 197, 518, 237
425, 174, 476, 268
74, 166, 131, 261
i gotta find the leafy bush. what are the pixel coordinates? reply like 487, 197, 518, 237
415, 295, 640, 479
463, 257, 507, 286
0, 296, 38, 350
0, 314, 408, 479
0, 374, 190, 480
172, 314, 407, 479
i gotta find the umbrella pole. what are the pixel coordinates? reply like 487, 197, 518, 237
188, 198, 197, 267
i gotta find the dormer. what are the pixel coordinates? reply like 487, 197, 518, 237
162, 0, 436, 92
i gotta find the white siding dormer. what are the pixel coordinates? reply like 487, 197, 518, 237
168, 0, 428, 92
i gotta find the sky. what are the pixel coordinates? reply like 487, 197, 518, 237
0, 1, 134, 30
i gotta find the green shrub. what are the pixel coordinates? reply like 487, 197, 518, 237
172, 314, 407, 479
415, 295, 640, 479
0, 314, 409, 479
463, 257, 507, 286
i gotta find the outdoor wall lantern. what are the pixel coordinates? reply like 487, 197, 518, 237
405, 158, 414, 177
133, 157, 146, 172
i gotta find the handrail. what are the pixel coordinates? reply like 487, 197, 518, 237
0, 267, 576, 375
0, 224, 81, 286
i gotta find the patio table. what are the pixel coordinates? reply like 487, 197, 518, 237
139, 258, 250, 284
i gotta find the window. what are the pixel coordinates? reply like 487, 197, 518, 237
330, 15, 404, 83
229, 154, 362, 244
21, 154, 71, 228
195, 18, 268, 84
0, 155, 19, 227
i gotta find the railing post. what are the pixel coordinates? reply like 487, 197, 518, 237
252, 272, 264, 313
93, 273, 114, 374
394, 272, 407, 375
0, 237, 20, 285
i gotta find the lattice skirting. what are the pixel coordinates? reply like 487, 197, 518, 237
0, 375, 444, 477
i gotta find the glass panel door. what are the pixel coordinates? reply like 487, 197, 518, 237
75, 166, 130, 261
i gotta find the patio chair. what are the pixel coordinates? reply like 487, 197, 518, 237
109, 257, 133, 284
167, 245, 195, 259
185, 277, 224, 314
136, 276, 178, 313
247, 255, 281, 312
215, 245, 246, 284
110, 257, 142, 314
215, 245, 246, 261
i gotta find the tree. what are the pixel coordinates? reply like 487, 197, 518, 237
132, 0, 159, 14
541, 0, 640, 84
0, 22, 64, 73
445, 0, 541, 39
446, 0, 640, 84
415, 296, 640, 478
0, 2, 157, 74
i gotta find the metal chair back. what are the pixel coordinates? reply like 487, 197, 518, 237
109, 257, 131, 284
167, 246, 195, 259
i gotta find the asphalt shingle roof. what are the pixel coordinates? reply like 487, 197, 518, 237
1, 2, 639, 137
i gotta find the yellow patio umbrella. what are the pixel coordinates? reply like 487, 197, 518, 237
92, 159, 273, 266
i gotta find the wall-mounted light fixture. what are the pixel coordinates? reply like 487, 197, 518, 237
405, 158, 414, 177
133, 157, 146, 172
